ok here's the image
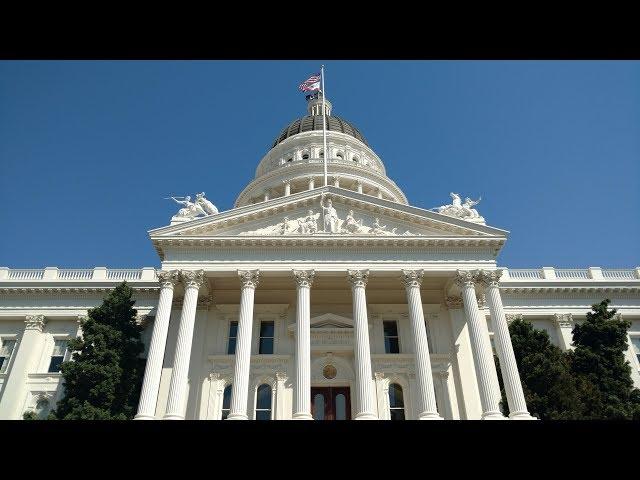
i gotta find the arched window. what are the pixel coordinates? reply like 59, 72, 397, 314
302, 153, 309, 160
336, 152, 344, 160
255, 384, 272, 420
389, 383, 405, 420
221, 384, 232, 420
353, 156, 360, 163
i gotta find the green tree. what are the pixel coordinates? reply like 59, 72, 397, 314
495, 319, 584, 419
568, 299, 640, 420
49, 282, 145, 420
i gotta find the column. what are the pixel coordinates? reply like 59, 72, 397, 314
455, 270, 505, 419
275, 371, 288, 420
436, 371, 454, 420
292, 270, 315, 420
0, 315, 48, 419
401, 270, 442, 420
227, 269, 260, 420
553, 313, 574, 350
308, 176, 315, 190
135, 270, 180, 420
377, 189, 383, 199
347, 269, 377, 419
163, 270, 205, 420
263, 190, 270, 202
283, 180, 291, 197
478, 270, 535, 420
332, 176, 340, 188
356, 180, 363, 194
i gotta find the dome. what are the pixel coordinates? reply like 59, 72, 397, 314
272, 115, 369, 148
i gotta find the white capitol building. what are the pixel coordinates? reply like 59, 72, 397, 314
1, 93, 639, 420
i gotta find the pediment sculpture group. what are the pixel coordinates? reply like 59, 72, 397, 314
167, 191, 485, 233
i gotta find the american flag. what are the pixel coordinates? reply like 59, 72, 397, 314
299, 73, 321, 92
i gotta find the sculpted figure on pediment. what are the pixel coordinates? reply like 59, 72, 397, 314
298, 210, 319, 234
342, 210, 364, 234
434, 192, 485, 224
320, 195, 340, 233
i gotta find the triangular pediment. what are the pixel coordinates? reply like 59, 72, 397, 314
149, 187, 508, 240
287, 313, 354, 335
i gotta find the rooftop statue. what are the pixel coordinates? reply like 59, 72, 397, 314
169, 193, 218, 222
434, 192, 485, 224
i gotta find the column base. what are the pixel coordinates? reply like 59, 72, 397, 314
509, 411, 538, 420
225, 413, 248, 420
354, 412, 378, 420
418, 412, 444, 420
133, 414, 157, 420
292, 412, 314, 420
481, 412, 507, 420
163, 414, 185, 420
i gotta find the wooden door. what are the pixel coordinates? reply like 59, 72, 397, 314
311, 387, 351, 420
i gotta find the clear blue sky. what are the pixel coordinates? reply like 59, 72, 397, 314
1, 61, 638, 269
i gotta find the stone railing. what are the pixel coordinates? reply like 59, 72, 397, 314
0, 267, 157, 282
503, 267, 640, 281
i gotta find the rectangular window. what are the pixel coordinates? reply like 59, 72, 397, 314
0, 339, 17, 374
48, 339, 69, 373
383, 321, 400, 354
259, 321, 274, 355
227, 321, 238, 355
631, 337, 640, 364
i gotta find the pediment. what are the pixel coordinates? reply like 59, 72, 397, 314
149, 187, 508, 240
287, 313, 354, 335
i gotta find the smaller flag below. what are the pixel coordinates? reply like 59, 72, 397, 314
299, 73, 321, 92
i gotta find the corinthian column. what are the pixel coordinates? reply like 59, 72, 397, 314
227, 270, 260, 420
401, 270, 442, 420
478, 270, 535, 420
136, 270, 180, 420
163, 269, 205, 420
292, 270, 315, 420
347, 269, 377, 420
455, 270, 505, 419
0, 315, 48, 419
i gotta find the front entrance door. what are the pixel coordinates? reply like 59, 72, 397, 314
311, 387, 351, 420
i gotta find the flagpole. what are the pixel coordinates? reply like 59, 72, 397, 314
321, 65, 328, 187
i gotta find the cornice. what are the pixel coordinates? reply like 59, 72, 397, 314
500, 286, 640, 295
0, 286, 160, 294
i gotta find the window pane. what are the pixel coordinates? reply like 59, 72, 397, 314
255, 410, 271, 421
227, 337, 237, 355
390, 409, 405, 421
389, 383, 404, 408
313, 394, 325, 420
221, 385, 232, 420
631, 338, 640, 354
0, 339, 16, 356
256, 384, 271, 410
259, 321, 274, 338
385, 337, 400, 354
335, 394, 346, 420
48, 356, 64, 373
229, 322, 238, 338
383, 321, 398, 337
52, 340, 68, 356
259, 338, 273, 355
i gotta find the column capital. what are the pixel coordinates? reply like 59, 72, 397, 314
238, 269, 260, 289
454, 269, 477, 288
505, 313, 523, 324
401, 269, 424, 289
282, 179, 291, 186
209, 372, 222, 381
476, 269, 503, 288
77, 314, 88, 324
158, 270, 180, 288
437, 370, 450, 380
347, 269, 369, 288
444, 295, 464, 309
553, 313, 574, 328
292, 269, 315, 288
180, 269, 206, 289
275, 371, 288, 382
374, 372, 386, 381
25, 315, 47, 331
